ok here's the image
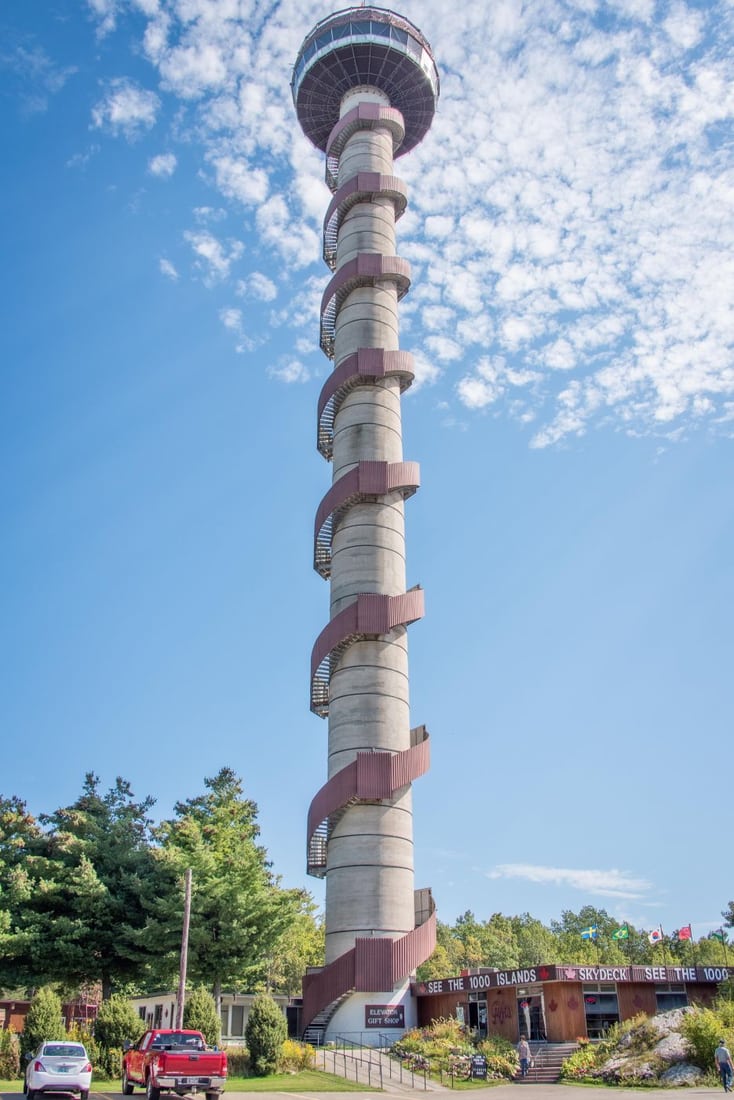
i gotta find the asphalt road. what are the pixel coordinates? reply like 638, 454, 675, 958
0, 1088, 726, 1100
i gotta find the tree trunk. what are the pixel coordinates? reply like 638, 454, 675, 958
212, 979, 222, 1014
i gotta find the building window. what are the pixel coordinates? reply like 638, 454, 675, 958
153, 1005, 163, 1028
231, 1005, 245, 1037
220, 1007, 229, 1037
655, 984, 688, 1012
138, 1008, 146, 1021
582, 985, 619, 1039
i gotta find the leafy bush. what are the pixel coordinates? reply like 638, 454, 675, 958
21, 988, 64, 1058
65, 1022, 121, 1080
560, 1042, 603, 1080
244, 995, 286, 1076
0, 1028, 20, 1079
476, 1034, 518, 1079
392, 1018, 516, 1080
183, 988, 220, 1048
94, 995, 145, 1051
222, 1046, 249, 1077
278, 1039, 315, 1072
680, 1006, 730, 1070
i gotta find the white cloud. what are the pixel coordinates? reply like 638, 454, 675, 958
183, 229, 243, 283
148, 152, 177, 178
488, 863, 652, 900
159, 258, 178, 280
91, 78, 159, 139
268, 358, 311, 383
236, 272, 277, 302
85, 0, 734, 444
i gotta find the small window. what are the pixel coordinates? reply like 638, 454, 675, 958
231, 1006, 245, 1037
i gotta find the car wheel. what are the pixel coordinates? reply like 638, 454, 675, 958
27, 1089, 36, 1100
80, 1091, 89, 1100
122, 1068, 134, 1095
146, 1078, 160, 1100
205, 1091, 220, 1100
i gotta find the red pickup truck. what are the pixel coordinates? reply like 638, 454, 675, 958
122, 1030, 227, 1100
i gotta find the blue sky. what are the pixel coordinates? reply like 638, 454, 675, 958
1, 0, 732, 948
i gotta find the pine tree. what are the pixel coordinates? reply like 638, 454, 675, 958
244, 994, 286, 1076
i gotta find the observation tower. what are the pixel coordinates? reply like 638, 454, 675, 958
292, 7, 439, 1043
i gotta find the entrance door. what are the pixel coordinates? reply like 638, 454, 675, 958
517, 989, 546, 1041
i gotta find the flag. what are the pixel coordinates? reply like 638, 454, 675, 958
711, 929, 727, 942
612, 925, 629, 941
674, 925, 692, 941
581, 925, 598, 940
648, 926, 664, 944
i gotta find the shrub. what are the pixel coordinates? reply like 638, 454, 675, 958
94, 995, 145, 1051
0, 1028, 20, 1079
278, 1039, 315, 1072
681, 1006, 730, 1071
21, 988, 64, 1059
65, 1022, 120, 1080
244, 995, 286, 1076
222, 1046, 249, 1077
560, 1042, 602, 1080
183, 988, 220, 1048
476, 1034, 519, 1079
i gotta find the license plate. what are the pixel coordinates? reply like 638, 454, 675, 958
57, 1067, 72, 1074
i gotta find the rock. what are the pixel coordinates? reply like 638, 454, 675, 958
654, 1032, 689, 1063
649, 1007, 694, 1037
660, 1062, 704, 1086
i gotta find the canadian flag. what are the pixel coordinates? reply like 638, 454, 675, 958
648, 926, 664, 944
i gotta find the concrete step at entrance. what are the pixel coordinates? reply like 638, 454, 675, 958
514, 1042, 579, 1084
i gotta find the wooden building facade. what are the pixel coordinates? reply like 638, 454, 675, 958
412, 963, 728, 1042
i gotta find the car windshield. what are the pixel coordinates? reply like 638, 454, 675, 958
43, 1045, 87, 1058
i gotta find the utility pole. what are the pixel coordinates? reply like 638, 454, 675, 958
175, 868, 192, 1029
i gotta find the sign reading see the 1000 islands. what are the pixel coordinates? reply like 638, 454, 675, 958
414, 964, 732, 995
365, 1004, 405, 1028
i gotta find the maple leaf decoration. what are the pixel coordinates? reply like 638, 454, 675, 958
538, 966, 550, 980
568, 996, 579, 1010
548, 999, 558, 1013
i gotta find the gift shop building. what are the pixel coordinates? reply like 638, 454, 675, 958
413, 963, 730, 1042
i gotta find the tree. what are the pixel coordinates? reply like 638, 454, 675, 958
0, 796, 42, 989
244, 994, 286, 1076
1, 776, 172, 997
153, 769, 304, 1007
183, 988, 220, 1047
94, 994, 146, 1050
21, 987, 64, 1058
263, 897, 324, 998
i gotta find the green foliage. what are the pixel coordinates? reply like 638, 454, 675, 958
560, 1041, 606, 1080
475, 1034, 518, 1078
222, 1046, 249, 1076
277, 1040, 315, 1072
93, 994, 145, 1050
680, 1006, 731, 1070
392, 1018, 516, 1080
150, 769, 307, 998
21, 987, 64, 1058
183, 987, 220, 1047
244, 994, 287, 1076
2, 776, 171, 998
0, 1029, 20, 1079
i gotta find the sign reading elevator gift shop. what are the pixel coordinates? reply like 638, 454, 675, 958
365, 1004, 405, 1028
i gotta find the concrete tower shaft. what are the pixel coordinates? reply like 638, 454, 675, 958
294, 6, 438, 1043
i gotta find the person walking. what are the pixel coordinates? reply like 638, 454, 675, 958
517, 1035, 531, 1078
715, 1039, 734, 1092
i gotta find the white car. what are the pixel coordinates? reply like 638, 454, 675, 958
25, 1041, 93, 1100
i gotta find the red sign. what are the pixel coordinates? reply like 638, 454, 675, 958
365, 1004, 405, 1028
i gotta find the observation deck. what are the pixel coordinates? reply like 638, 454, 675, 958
292, 6, 440, 154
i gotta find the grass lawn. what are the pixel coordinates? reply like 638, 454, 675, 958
0, 1071, 374, 1095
